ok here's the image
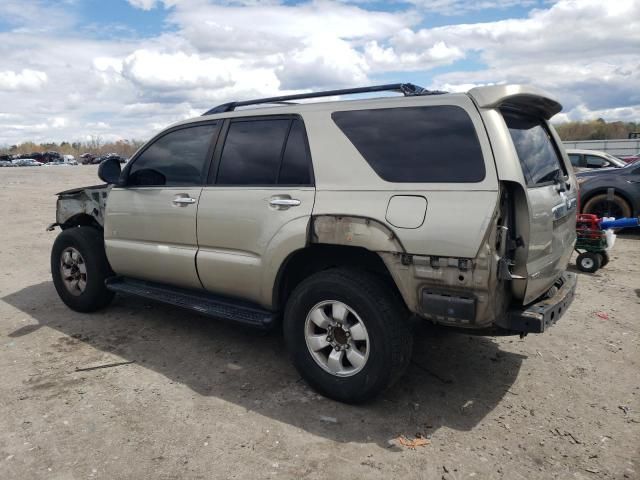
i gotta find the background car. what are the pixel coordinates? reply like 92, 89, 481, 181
45, 161, 72, 166
620, 152, 640, 164
0, 160, 17, 167
577, 162, 640, 218
567, 148, 626, 172
47, 156, 79, 166
80, 153, 96, 165
92, 153, 125, 164
13, 158, 43, 167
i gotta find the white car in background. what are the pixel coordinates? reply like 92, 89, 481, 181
566, 149, 626, 172
13, 158, 43, 167
45, 155, 79, 166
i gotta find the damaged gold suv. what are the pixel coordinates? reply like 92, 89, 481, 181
49, 83, 578, 403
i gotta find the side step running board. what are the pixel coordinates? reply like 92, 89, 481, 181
105, 277, 276, 330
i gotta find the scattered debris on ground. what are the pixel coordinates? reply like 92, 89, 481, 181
395, 434, 431, 449
74, 360, 135, 372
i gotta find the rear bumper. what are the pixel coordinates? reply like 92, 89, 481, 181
497, 272, 577, 334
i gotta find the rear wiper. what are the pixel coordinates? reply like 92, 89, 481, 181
551, 169, 569, 192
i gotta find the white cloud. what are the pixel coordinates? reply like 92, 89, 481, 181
51, 117, 67, 128
121, 50, 235, 90
0, 0, 76, 32
364, 40, 464, 72
0, 69, 48, 91
94, 57, 124, 74
277, 36, 369, 89
167, 1, 413, 55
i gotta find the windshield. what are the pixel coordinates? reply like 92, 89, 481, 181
503, 110, 566, 185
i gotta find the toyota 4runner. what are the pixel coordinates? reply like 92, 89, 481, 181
49, 83, 578, 403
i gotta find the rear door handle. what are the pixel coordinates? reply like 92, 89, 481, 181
172, 195, 196, 206
269, 197, 301, 209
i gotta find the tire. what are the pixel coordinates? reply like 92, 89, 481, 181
51, 227, 114, 312
597, 251, 610, 268
582, 193, 631, 219
283, 268, 413, 404
576, 252, 601, 273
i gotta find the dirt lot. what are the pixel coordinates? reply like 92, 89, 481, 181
0, 166, 638, 479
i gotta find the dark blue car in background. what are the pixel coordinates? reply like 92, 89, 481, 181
577, 162, 640, 218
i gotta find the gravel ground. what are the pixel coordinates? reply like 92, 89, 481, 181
0, 166, 638, 480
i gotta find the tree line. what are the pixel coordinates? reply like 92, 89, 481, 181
0, 136, 145, 158
554, 119, 639, 141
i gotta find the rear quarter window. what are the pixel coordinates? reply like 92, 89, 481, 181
331, 105, 486, 183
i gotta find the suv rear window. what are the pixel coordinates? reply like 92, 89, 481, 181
502, 110, 566, 185
217, 119, 290, 185
332, 106, 485, 183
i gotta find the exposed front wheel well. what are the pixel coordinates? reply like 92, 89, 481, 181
60, 213, 102, 230
273, 244, 401, 310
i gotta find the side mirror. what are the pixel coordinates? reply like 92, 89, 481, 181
97, 157, 122, 185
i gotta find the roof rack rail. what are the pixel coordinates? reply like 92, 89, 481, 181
202, 83, 446, 115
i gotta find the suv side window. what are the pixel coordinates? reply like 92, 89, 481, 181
585, 155, 609, 168
568, 153, 581, 167
215, 118, 312, 186
331, 106, 485, 183
128, 124, 217, 186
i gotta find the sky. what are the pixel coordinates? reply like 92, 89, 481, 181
0, 0, 638, 145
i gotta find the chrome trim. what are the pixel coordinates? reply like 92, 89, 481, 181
172, 197, 196, 206
552, 192, 577, 220
269, 198, 301, 207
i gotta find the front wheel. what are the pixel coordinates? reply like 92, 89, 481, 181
51, 227, 114, 312
284, 268, 413, 403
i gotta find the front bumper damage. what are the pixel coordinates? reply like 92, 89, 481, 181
496, 272, 577, 334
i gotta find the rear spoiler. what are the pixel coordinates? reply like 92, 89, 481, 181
467, 85, 562, 120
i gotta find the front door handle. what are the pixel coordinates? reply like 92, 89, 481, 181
269, 197, 301, 209
172, 195, 196, 206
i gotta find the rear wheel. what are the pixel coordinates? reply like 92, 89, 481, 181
582, 193, 631, 219
576, 252, 601, 273
51, 227, 114, 312
284, 268, 413, 403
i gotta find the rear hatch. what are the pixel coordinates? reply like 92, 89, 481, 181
502, 110, 577, 303
468, 85, 577, 305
